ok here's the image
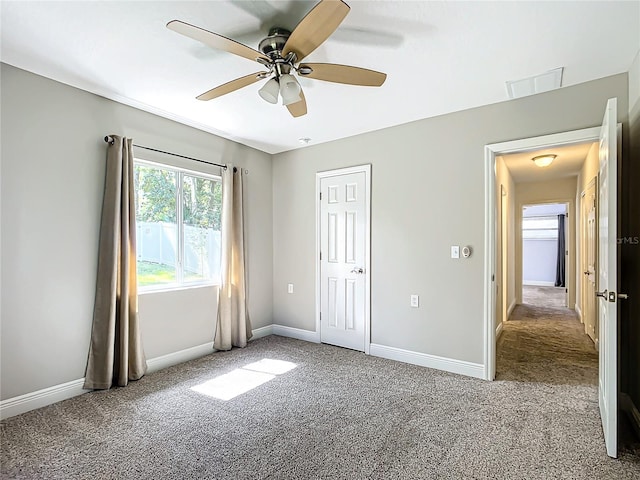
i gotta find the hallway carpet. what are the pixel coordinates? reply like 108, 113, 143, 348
522, 285, 567, 308
2, 323, 640, 478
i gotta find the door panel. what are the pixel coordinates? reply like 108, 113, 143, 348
597, 98, 618, 458
581, 182, 598, 344
320, 171, 367, 351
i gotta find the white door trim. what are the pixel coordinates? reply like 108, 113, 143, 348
316, 164, 372, 354
484, 126, 601, 380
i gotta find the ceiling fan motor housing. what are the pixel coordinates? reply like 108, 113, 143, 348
259, 27, 291, 59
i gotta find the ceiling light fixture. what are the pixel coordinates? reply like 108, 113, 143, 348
532, 154, 556, 168
258, 78, 280, 104
279, 74, 302, 105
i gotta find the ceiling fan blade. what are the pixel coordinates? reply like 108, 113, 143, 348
167, 20, 269, 63
196, 73, 264, 101
287, 90, 307, 118
300, 63, 386, 87
283, 0, 350, 61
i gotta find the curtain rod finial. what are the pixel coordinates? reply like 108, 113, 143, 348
104, 135, 115, 145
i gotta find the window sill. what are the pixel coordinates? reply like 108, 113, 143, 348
138, 283, 220, 296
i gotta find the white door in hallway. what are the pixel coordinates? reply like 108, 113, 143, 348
581, 181, 598, 345
597, 98, 618, 458
319, 168, 369, 351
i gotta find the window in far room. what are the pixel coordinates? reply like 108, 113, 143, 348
134, 160, 222, 290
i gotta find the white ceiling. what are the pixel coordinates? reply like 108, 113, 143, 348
501, 142, 595, 183
2, 1, 639, 154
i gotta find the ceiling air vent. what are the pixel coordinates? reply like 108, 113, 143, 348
506, 67, 564, 99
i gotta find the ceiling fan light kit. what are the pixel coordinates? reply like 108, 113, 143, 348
167, 0, 387, 118
279, 74, 302, 105
258, 78, 280, 104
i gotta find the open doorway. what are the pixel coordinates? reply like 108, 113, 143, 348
521, 203, 568, 308
484, 98, 620, 457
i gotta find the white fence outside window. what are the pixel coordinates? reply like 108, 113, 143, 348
137, 221, 221, 279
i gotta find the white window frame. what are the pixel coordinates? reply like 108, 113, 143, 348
134, 158, 222, 292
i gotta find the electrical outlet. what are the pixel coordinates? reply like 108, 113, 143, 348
287, 283, 294, 294
410, 294, 419, 308
451, 246, 460, 259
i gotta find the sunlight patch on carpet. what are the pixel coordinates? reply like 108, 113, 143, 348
242, 359, 297, 375
191, 358, 297, 401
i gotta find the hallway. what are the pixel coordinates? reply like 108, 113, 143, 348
497, 302, 596, 384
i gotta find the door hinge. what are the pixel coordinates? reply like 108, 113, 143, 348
319, 312, 322, 320
320, 192, 322, 200
320, 251, 322, 261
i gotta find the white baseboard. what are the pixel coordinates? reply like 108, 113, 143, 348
621, 393, 640, 439
272, 324, 320, 343
523, 280, 556, 287
251, 325, 273, 339
507, 299, 517, 319
1, 325, 273, 420
575, 304, 583, 323
0, 378, 88, 420
496, 322, 504, 339
146, 342, 215, 373
369, 343, 484, 380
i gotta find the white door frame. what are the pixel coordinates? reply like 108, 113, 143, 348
484, 126, 601, 380
316, 164, 372, 354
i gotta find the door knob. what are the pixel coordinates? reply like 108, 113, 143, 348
596, 290, 608, 299
351, 267, 365, 274
584, 271, 590, 275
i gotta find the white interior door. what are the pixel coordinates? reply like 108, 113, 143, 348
597, 97, 618, 458
501, 186, 508, 323
582, 181, 598, 345
319, 169, 368, 351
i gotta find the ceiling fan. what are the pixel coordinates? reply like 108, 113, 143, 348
167, 0, 387, 118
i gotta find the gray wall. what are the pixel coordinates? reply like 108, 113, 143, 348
623, 50, 640, 418
0, 64, 273, 399
272, 74, 628, 365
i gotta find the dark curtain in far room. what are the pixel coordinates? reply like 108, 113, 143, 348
555, 214, 566, 288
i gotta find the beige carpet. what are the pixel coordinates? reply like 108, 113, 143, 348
522, 285, 567, 308
2, 317, 640, 478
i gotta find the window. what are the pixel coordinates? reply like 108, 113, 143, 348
522, 215, 559, 240
134, 160, 222, 290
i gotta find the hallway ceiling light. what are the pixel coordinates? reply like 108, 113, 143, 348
532, 154, 556, 168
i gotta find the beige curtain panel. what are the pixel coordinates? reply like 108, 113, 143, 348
215, 165, 252, 350
84, 135, 147, 390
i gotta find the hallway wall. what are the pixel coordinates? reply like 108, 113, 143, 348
496, 156, 516, 330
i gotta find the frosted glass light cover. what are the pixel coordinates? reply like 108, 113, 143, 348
258, 78, 279, 104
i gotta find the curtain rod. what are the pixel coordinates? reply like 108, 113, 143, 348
103, 136, 229, 170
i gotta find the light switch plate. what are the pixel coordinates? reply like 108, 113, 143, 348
410, 294, 419, 308
451, 246, 460, 259
287, 283, 294, 294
